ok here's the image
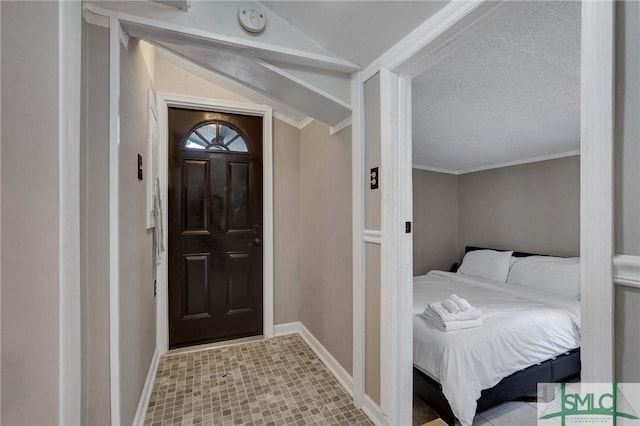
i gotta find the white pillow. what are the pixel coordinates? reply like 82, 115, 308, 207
457, 250, 513, 282
507, 256, 580, 300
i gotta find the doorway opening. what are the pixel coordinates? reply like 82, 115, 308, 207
156, 94, 275, 354
167, 108, 265, 348
370, 1, 615, 424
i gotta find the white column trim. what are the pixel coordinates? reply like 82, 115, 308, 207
363, 230, 381, 245
155, 93, 275, 356
362, 395, 388, 426
59, 2, 82, 425
613, 255, 640, 289
109, 16, 122, 426
580, 0, 615, 382
351, 71, 365, 409
379, 68, 414, 426
396, 75, 414, 426
379, 67, 399, 424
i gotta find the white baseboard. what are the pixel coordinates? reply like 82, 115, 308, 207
363, 394, 388, 426
132, 349, 161, 426
274, 322, 388, 425
274, 322, 353, 395
273, 322, 301, 337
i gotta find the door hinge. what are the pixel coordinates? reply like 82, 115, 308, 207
154, 279, 157, 297
405, 221, 412, 233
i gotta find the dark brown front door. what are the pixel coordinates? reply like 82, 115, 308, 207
168, 107, 263, 349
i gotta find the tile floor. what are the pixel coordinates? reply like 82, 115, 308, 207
144, 333, 539, 426
144, 334, 372, 426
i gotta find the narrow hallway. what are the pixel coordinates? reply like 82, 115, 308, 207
144, 335, 372, 426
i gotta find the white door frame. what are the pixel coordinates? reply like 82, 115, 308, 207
155, 93, 274, 355
368, 0, 616, 423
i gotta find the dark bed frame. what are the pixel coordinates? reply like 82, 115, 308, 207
414, 246, 581, 425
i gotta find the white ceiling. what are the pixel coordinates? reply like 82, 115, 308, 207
412, 1, 581, 173
260, 1, 447, 67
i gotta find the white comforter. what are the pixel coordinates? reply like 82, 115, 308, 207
413, 271, 581, 426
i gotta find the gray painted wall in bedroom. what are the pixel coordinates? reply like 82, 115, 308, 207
615, 0, 640, 382
615, 0, 640, 256
458, 156, 580, 258
413, 169, 459, 276
413, 155, 581, 277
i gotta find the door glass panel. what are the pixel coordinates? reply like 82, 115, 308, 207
184, 122, 249, 153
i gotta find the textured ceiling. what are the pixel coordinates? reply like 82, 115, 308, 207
260, 1, 447, 67
412, 1, 580, 173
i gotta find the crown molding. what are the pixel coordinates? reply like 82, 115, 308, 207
413, 150, 580, 175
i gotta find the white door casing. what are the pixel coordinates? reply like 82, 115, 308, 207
356, 0, 617, 423
155, 93, 275, 355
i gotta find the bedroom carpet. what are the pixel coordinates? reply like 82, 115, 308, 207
144, 334, 372, 426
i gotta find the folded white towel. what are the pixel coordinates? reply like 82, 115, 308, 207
421, 310, 483, 331
424, 303, 481, 322
450, 294, 472, 311
441, 298, 460, 314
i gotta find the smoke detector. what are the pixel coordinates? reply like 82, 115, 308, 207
238, 4, 266, 34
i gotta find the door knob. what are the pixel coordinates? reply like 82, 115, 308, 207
254, 238, 261, 246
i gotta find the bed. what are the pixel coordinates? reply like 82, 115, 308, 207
413, 247, 581, 426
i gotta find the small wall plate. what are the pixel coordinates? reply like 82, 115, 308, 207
238, 5, 266, 34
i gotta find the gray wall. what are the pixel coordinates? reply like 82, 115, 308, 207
364, 244, 380, 403
81, 22, 111, 426
615, 0, 640, 382
615, 0, 640, 256
458, 156, 580, 257
365, 74, 381, 232
299, 120, 353, 375
1, 2, 61, 424
413, 156, 581, 277
273, 119, 302, 324
119, 38, 157, 425
363, 73, 381, 404
412, 169, 459, 276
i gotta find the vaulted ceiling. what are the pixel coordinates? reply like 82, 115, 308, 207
260, 1, 447, 67
86, 0, 449, 128
412, 1, 581, 173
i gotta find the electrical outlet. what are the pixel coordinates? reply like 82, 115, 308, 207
370, 167, 379, 190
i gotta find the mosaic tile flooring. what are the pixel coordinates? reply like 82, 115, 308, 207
144, 334, 373, 426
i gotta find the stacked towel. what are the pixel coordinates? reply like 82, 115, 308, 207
422, 294, 482, 331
